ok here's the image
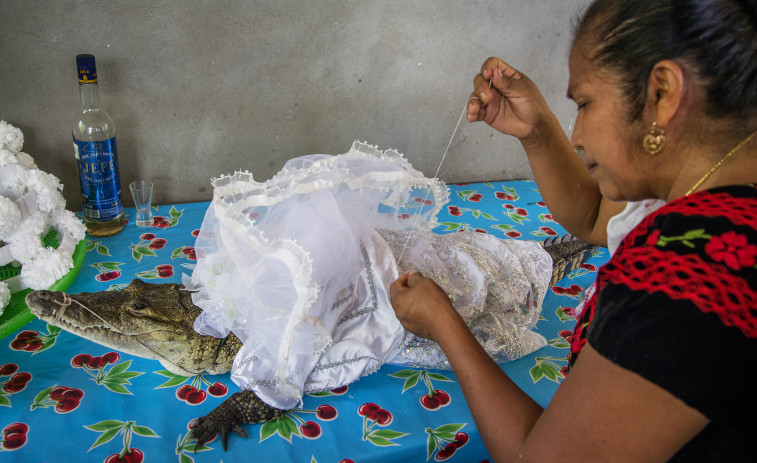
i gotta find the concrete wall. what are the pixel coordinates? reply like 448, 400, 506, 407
1, 0, 589, 209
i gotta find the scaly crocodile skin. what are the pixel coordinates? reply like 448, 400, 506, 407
191, 390, 285, 450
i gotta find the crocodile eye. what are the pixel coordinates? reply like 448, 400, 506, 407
133, 303, 147, 311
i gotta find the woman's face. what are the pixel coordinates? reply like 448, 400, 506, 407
567, 43, 651, 201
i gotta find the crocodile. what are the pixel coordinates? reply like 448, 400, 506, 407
24, 234, 597, 450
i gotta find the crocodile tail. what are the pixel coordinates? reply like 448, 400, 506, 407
542, 234, 599, 287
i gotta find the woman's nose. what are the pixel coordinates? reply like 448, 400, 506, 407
569, 117, 584, 153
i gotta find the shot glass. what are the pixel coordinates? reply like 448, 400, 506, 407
129, 180, 153, 227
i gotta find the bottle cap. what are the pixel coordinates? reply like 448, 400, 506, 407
76, 54, 98, 84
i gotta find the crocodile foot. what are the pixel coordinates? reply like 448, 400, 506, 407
192, 389, 286, 451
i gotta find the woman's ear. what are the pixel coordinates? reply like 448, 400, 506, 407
646, 59, 685, 126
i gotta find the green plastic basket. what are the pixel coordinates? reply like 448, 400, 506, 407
0, 230, 86, 339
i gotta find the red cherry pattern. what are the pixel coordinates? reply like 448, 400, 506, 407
9, 330, 44, 351
434, 432, 469, 461
357, 403, 393, 426
329, 385, 348, 394
552, 285, 585, 297
420, 389, 451, 410
148, 238, 167, 250
539, 225, 557, 236
180, 246, 197, 261
156, 264, 174, 278
176, 385, 207, 405
357, 402, 380, 417
96, 270, 121, 282
299, 421, 321, 439
207, 382, 227, 397
104, 448, 144, 463
1, 364, 31, 394
2, 422, 29, 450
71, 352, 120, 369
49, 385, 85, 413
495, 191, 514, 200
151, 216, 170, 228
316, 404, 337, 421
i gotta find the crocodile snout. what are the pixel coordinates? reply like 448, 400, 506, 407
25, 290, 59, 317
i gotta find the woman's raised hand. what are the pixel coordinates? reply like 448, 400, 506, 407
467, 57, 552, 141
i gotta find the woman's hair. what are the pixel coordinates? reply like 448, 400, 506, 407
574, 0, 757, 124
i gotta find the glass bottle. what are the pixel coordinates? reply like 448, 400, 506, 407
72, 54, 125, 236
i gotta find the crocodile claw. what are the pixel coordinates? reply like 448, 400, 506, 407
191, 390, 286, 451
192, 412, 247, 451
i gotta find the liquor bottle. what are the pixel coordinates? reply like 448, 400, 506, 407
72, 54, 125, 236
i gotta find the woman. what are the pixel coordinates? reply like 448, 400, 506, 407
391, 0, 757, 461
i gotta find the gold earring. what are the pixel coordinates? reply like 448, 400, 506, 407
643, 122, 666, 155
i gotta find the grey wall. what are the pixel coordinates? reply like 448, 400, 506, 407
1, 0, 589, 210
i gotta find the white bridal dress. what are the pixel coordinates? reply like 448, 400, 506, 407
186, 141, 552, 409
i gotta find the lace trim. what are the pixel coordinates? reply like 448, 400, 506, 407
210, 141, 449, 232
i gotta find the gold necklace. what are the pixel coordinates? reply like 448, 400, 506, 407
685, 129, 757, 196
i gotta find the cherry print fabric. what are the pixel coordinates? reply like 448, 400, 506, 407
1, 179, 606, 461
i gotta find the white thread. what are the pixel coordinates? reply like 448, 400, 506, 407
396, 99, 471, 264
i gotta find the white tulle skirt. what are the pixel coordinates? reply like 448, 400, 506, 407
186, 141, 551, 409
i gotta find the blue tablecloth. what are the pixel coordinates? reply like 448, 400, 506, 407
0, 180, 607, 462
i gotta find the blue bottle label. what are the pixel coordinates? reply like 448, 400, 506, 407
73, 137, 123, 221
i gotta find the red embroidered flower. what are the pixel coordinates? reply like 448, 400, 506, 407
705, 231, 757, 270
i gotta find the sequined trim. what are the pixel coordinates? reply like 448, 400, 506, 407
337, 243, 378, 325
330, 283, 356, 312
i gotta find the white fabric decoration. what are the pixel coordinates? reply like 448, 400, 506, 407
0, 120, 86, 314
606, 199, 666, 255
189, 141, 552, 410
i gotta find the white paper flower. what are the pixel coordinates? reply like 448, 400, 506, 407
0, 148, 17, 167
0, 120, 24, 153
15, 152, 37, 170
0, 120, 83, 310
26, 170, 64, 213
18, 209, 50, 240
0, 196, 22, 240
52, 209, 87, 243
8, 233, 43, 265
0, 281, 10, 316
21, 247, 73, 290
